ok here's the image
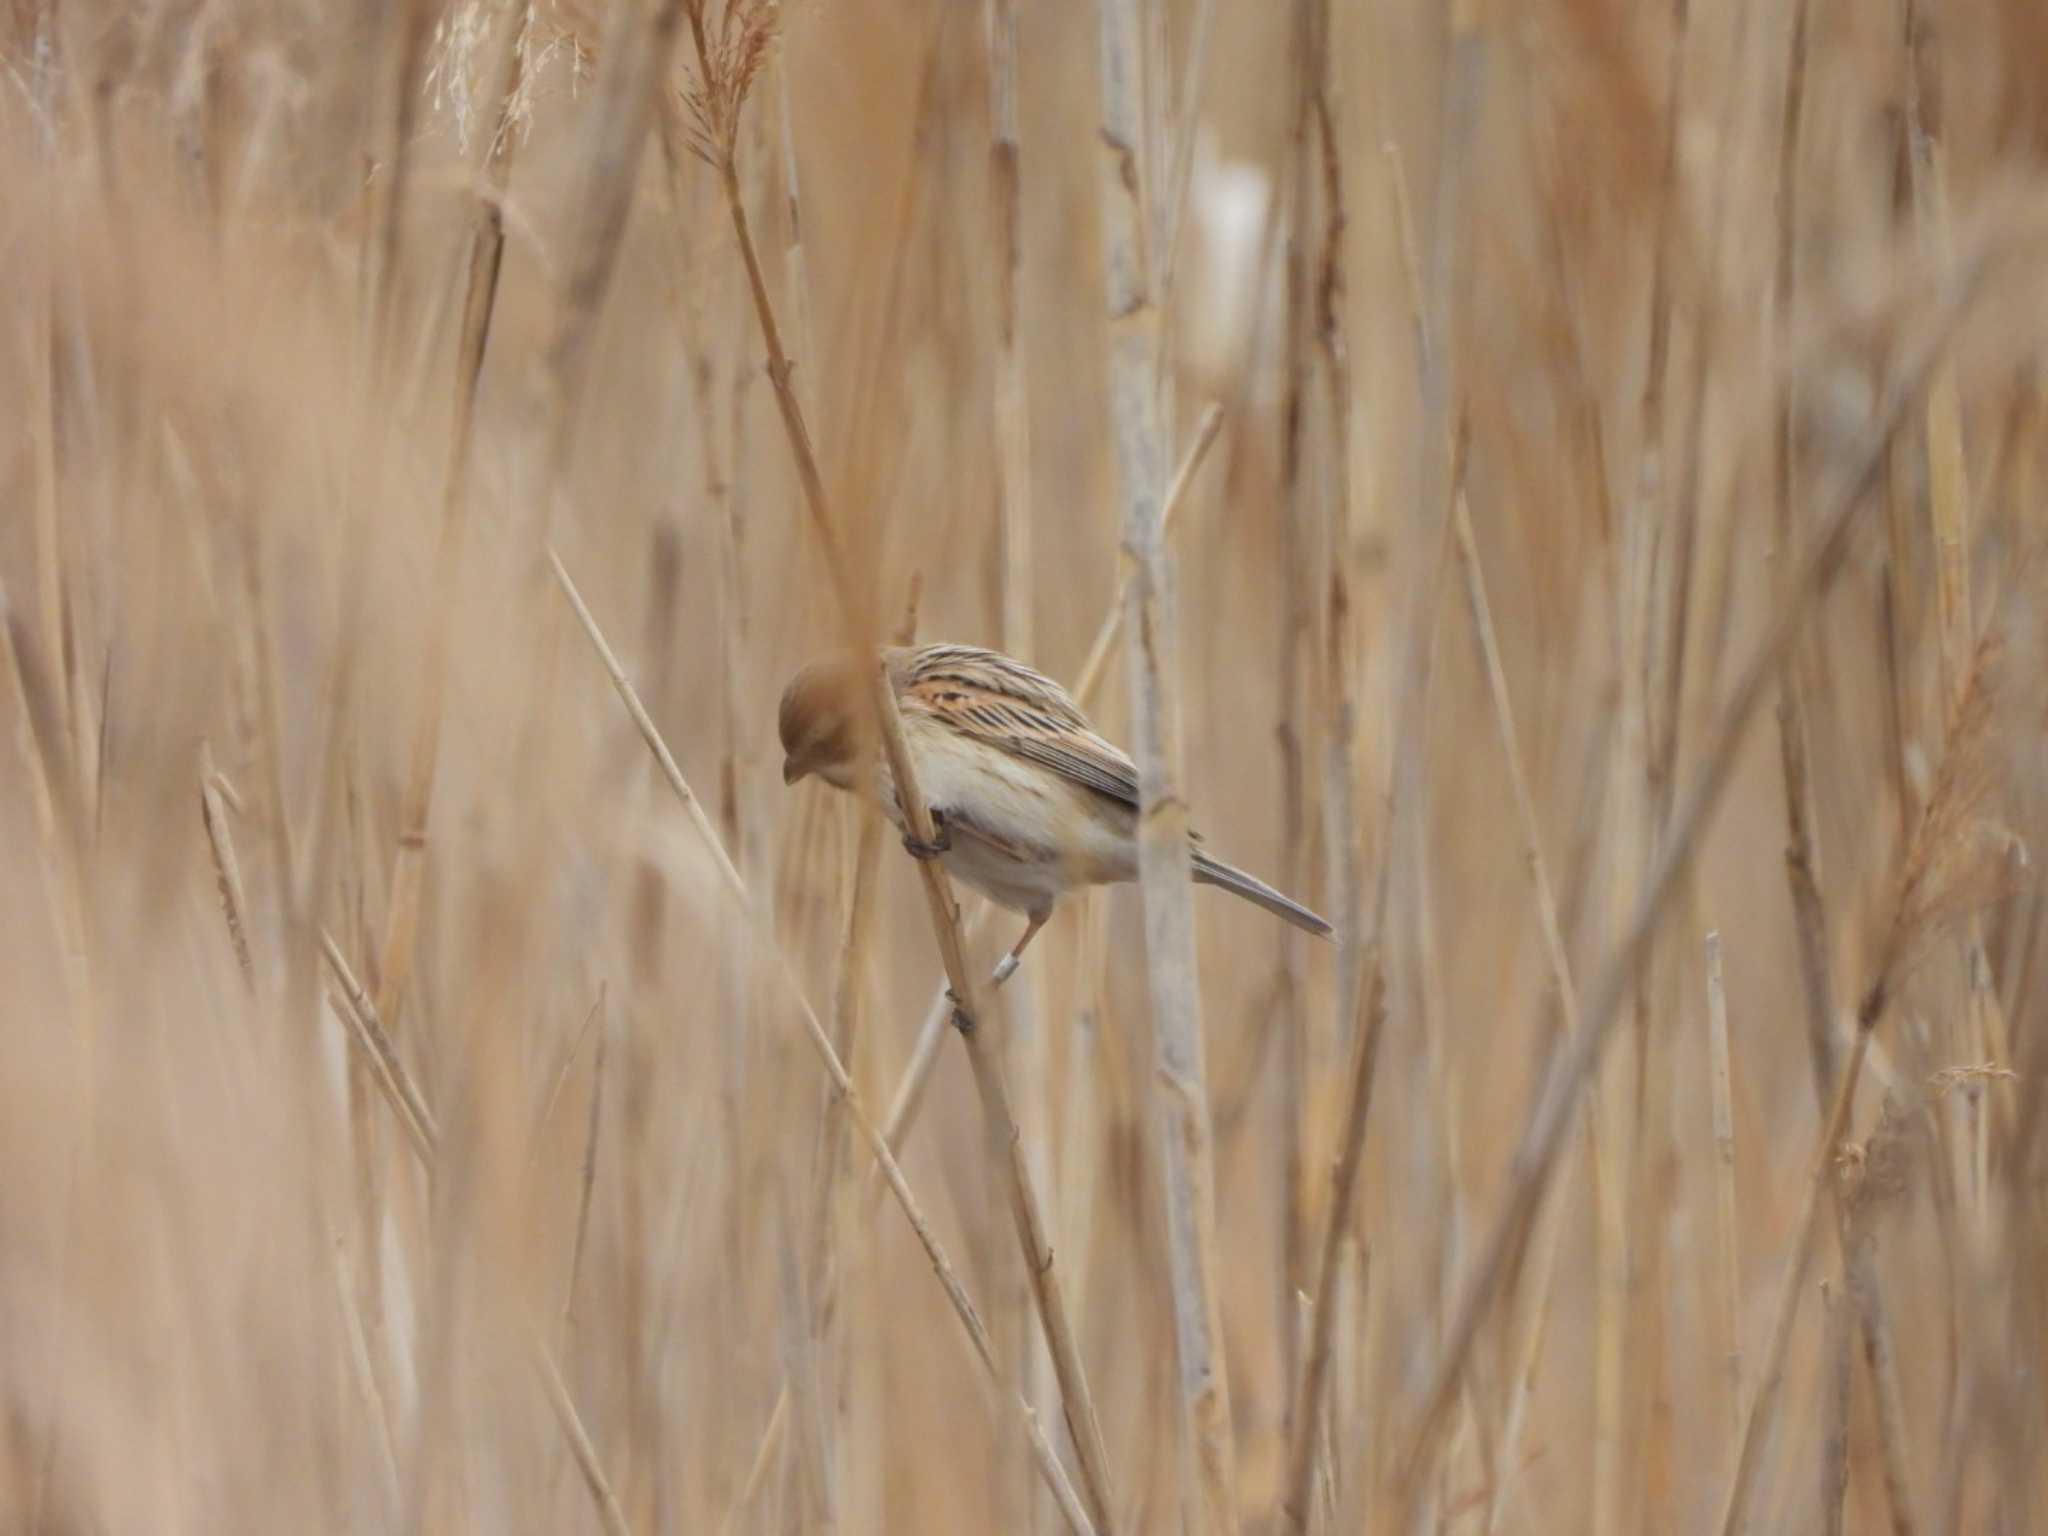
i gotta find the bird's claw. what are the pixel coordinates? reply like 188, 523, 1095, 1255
945, 986, 975, 1035
902, 810, 952, 861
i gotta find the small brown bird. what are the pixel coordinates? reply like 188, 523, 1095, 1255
778, 642, 1332, 981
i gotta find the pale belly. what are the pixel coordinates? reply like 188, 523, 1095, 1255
876, 729, 1137, 915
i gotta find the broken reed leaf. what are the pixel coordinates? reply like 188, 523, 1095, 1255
1929, 1060, 2020, 1096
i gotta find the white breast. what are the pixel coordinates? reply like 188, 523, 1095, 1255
873, 716, 1138, 914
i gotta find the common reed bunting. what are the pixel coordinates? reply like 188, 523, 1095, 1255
778, 643, 1333, 981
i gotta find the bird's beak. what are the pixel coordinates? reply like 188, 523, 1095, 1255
782, 756, 808, 786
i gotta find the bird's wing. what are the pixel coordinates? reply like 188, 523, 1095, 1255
893, 644, 1141, 811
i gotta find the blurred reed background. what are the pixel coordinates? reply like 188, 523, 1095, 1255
6, 0, 2048, 1531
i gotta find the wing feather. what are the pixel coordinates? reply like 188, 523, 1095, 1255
890, 644, 1142, 810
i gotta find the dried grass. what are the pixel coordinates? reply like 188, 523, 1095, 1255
9, 3, 2048, 1533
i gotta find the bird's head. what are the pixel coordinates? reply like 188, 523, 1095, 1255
777, 652, 872, 790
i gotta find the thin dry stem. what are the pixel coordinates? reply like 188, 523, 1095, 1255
563, 992, 609, 1327
1820, 1280, 1852, 1536
1096, 0, 1237, 1524
319, 929, 631, 1535
200, 739, 255, 986
1719, 631, 2005, 1535
1455, 479, 1605, 1535
1718, 1026, 1872, 1536
1704, 932, 1743, 1452
1071, 403, 1223, 710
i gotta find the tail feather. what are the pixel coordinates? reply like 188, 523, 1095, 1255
1192, 852, 1333, 938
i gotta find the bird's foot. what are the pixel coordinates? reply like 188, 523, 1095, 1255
945, 985, 975, 1035
902, 809, 952, 861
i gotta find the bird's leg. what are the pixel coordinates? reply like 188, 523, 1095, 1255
990, 908, 1051, 986
947, 909, 1051, 1035
901, 806, 952, 861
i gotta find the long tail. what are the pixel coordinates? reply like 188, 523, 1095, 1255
1192, 852, 1333, 938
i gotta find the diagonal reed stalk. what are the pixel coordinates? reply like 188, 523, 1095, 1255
1449, 477, 1607, 1536
1718, 613, 2006, 1534
318, 928, 627, 1536
546, 549, 1097, 1536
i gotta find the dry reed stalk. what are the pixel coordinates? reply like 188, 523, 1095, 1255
985, 0, 1032, 665
1071, 406, 1224, 709
534, 1328, 636, 1536
1281, 956, 1386, 1535
200, 739, 255, 987
1286, 410, 1457, 1534
1599, 2, 1703, 1509
1096, 0, 1237, 1524
1903, 0, 2015, 1175
27, 159, 70, 792
371, 0, 527, 1038
1718, 631, 2003, 1535
1453, 478, 1606, 1536
1843, 1109, 1919, 1536
537, 0, 689, 510
1820, 1279, 1852, 1536
811, 586, 918, 1530
357, 0, 434, 370
1400, 250, 1993, 1515
1717, 1022, 1874, 1536
1155, 0, 1215, 323
1771, 13, 1923, 1525
321, 932, 439, 1162
1704, 931, 1743, 1455
318, 925, 632, 1533
682, 12, 1119, 1523
1770, 0, 1840, 1104
563, 995, 609, 1327
1275, 0, 1324, 1413
1281, 16, 1371, 1523
772, 51, 813, 414
546, 549, 1097, 1536
981, 12, 1044, 1516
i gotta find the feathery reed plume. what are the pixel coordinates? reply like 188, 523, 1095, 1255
1719, 632, 2014, 1536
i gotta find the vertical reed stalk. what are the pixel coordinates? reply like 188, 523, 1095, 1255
373, 0, 527, 1037
1704, 931, 1742, 1454
1454, 476, 1606, 1535
1095, 0, 1236, 1526
984, 7, 1044, 1522
1275, 0, 1323, 1416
